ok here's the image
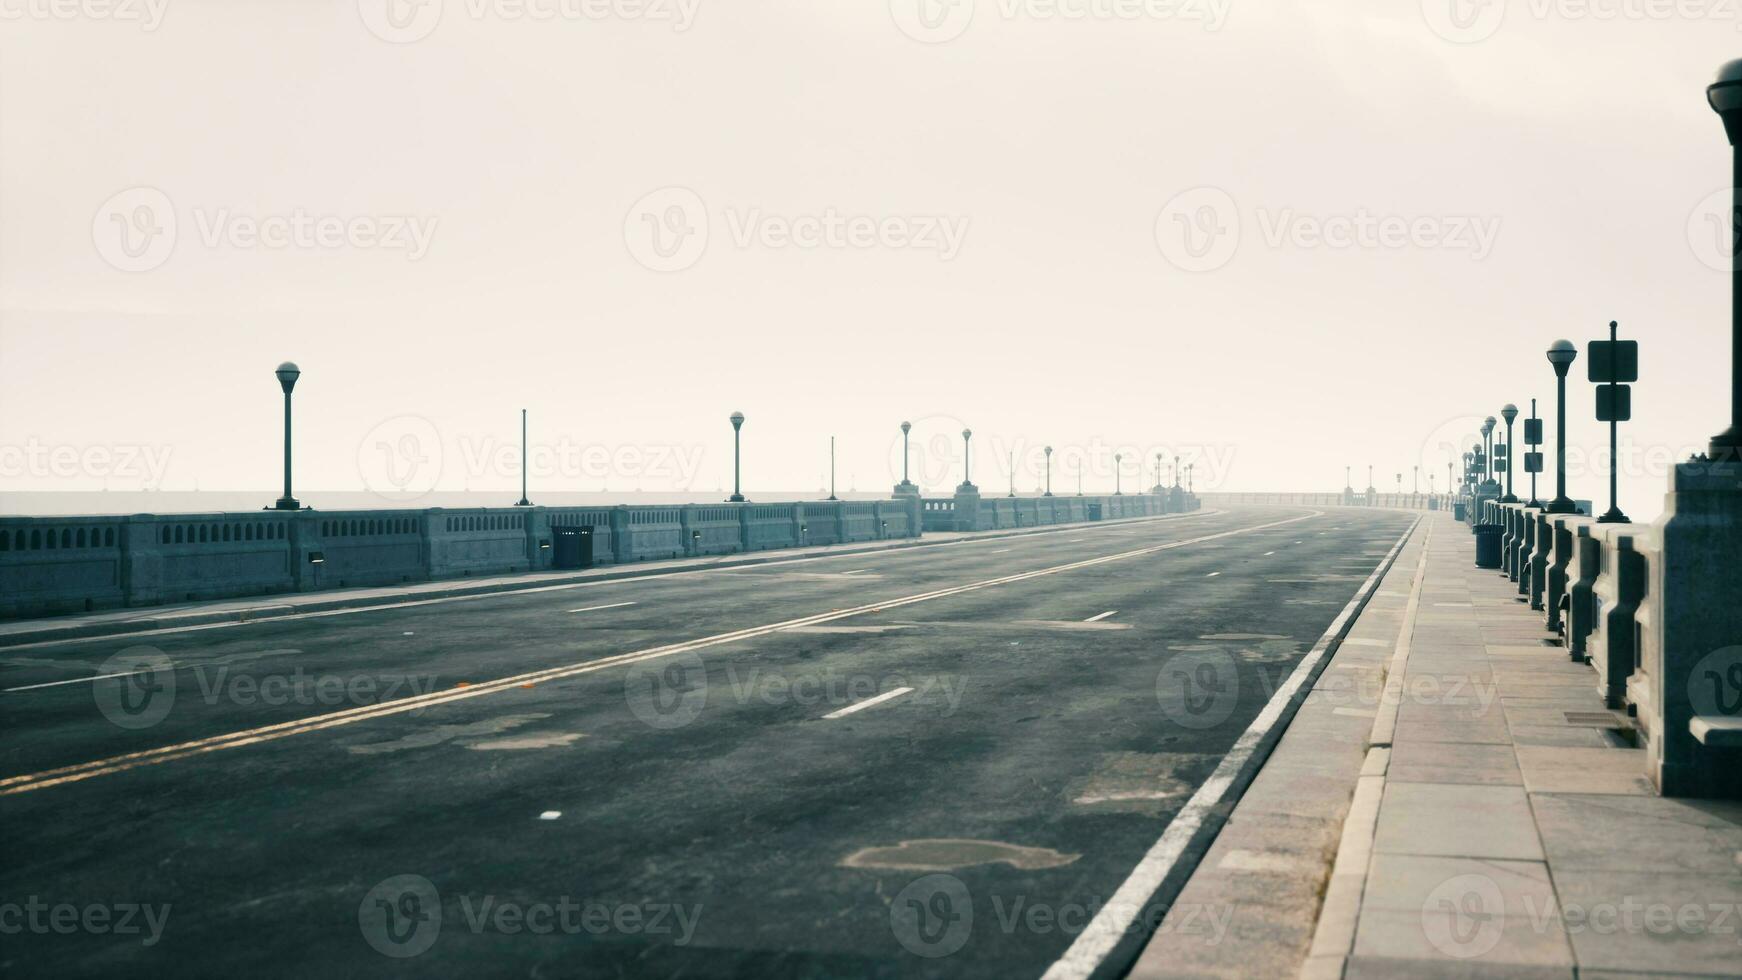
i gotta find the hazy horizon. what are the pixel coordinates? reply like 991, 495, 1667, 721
4, 3, 1739, 522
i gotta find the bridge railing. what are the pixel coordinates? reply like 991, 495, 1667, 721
1483, 498, 1737, 799
1196, 491, 1451, 510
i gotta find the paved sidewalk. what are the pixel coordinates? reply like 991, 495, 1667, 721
1135, 510, 1742, 978
1319, 513, 1742, 978
0, 510, 1210, 650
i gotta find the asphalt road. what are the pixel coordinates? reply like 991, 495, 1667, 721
0, 506, 1416, 979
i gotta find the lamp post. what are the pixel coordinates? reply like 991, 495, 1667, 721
895, 421, 916, 495
828, 436, 838, 501
1077, 456, 1084, 496
1344, 465, 1352, 496
1499, 404, 1519, 502
1413, 465, 1419, 496
1154, 452, 1164, 493
1366, 465, 1374, 495
1546, 340, 1579, 513
1482, 416, 1498, 490
960, 429, 974, 490
1188, 464, 1195, 494
272, 362, 301, 511
1044, 446, 1054, 496
1008, 451, 1016, 497
1396, 472, 1403, 496
515, 408, 532, 506
1706, 59, 1742, 461
728, 412, 746, 502
1114, 453, 1123, 495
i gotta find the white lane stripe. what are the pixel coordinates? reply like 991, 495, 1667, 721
0, 511, 1316, 796
1206, 572, 1221, 577
0, 512, 1226, 655
1040, 516, 1418, 980
991, 549, 1012, 554
841, 569, 869, 576
1085, 610, 1118, 623
1264, 551, 1276, 556
567, 601, 637, 614
822, 687, 914, 719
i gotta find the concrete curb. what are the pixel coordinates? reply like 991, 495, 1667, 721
0, 509, 1218, 650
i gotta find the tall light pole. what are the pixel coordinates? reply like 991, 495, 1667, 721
828, 436, 838, 501
960, 428, 974, 490
1188, 464, 1195, 493
273, 362, 301, 511
1008, 450, 1016, 497
1500, 404, 1519, 503
1707, 59, 1742, 461
1547, 340, 1579, 513
1044, 446, 1054, 496
728, 412, 746, 502
1526, 398, 1543, 508
896, 421, 915, 495
1482, 416, 1497, 489
1413, 465, 1419, 496
515, 409, 532, 507
1077, 456, 1083, 496
1114, 453, 1124, 495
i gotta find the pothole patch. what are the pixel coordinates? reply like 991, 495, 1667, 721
841, 839, 1079, 871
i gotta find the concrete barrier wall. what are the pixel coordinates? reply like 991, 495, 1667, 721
0, 490, 1180, 621
1198, 492, 1450, 510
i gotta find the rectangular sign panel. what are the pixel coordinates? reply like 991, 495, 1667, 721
1596, 384, 1633, 423
1525, 451, 1544, 473
1524, 419, 1543, 445
1588, 339, 1639, 384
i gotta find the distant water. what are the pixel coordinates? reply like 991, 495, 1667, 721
0, 490, 917, 517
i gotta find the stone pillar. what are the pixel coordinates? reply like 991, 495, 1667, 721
1644, 460, 1742, 797
953, 485, 983, 532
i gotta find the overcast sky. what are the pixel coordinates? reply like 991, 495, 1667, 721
0, 2, 1736, 519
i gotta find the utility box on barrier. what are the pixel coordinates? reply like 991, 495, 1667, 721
551, 526, 594, 570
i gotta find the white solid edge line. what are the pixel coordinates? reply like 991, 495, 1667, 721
1039, 515, 1419, 980
567, 601, 638, 614
822, 687, 914, 720
1085, 611, 1118, 623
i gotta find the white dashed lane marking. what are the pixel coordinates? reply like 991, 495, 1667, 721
822, 687, 914, 720
1085, 611, 1118, 623
567, 602, 637, 614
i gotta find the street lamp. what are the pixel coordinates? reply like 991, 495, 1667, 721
1114, 453, 1124, 495
1482, 416, 1498, 489
273, 362, 301, 511
1546, 340, 1579, 514
1154, 452, 1163, 493
960, 428, 974, 490
1008, 450, 1016, 497
1044, 446, 1054, 496
1706, 58, 1742, 461
896, 421, 916, 495
1500, 404, 1519, 503
728, 412, 746, 502
1188, 464, 1195, 493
